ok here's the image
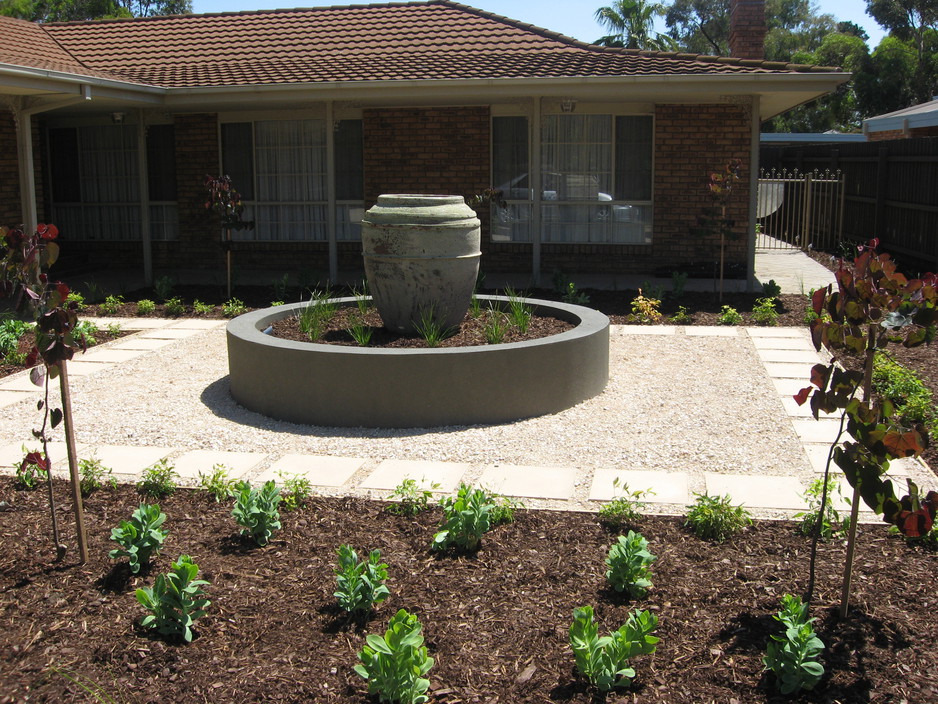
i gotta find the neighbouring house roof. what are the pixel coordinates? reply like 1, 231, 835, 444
0, 0, 848, 118
760, 132, 865, 145
863, 98, 938, 134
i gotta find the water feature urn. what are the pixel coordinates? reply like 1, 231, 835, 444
361, 194, 481, 335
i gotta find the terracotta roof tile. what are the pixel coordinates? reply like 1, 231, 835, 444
9, 0, 833, 89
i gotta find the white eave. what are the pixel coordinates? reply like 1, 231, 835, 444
0, 63, 848, 120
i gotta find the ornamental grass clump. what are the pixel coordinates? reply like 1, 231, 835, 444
569, 605, 658, 692
108, 503, 168, 574
684, 492, 752, 542
135, 554, 211, 644
762, 594, 825, 694
232, 480, 281, 546
355, 609, 433, 704
334, 545, 390, 614
605, 531, 656, 598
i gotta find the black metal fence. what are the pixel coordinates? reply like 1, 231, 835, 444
762, 138, 938, 268
757, 169, 844, 253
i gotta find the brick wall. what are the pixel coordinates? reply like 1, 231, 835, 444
0, 111, 20, 226
868, 126, 938, 141
729, 0, 766, 60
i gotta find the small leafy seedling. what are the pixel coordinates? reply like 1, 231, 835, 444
99, 294, 123, 316
79, 455, 117, 495
136, 299, 156, 316
232, 480, 281, 546
198, 463, 238, 502
752, 296, 779, 326
598, 479, 654, 530
277, 470, 313, 511
334, 544, 390, 614
717, 305, 742, 325
605, 531, 656, 598
763, 594, 825, 694
354, 609, 434, 704
386, 478, 438, 516
15, 448, 48, 490
135, 554, 210, 643
569, 605, 658, 691
433, 484, 496, 552
795, 477, 849, 540
222, 298, 246, 317
684, 492, 752, 542
192, 299, 214, 315
163, 296, 186, 317
108, 503, 168, 574
630, 289, 662, 324
136, 458, 178, 499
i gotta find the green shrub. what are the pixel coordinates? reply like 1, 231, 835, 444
669, 305, 691, 324
569, 605, 658, 691
232, 480, 281, 546
354, 609, 434, 704
222, 298, 246, 317
0, 318, 30, 361
605, 531, 656, 598
873, 353, 937, 443
135, 299, 156, 316
761, 279, 782, 297
79, 455, 117, 495
386, 478, 438, 516
763, 594, 825, 694
153, 276, 174, 302
751, 296, 779, 326
794, 477, 848, 540
630, 290, 662, 324
135, 554, 210, 643
99, 294, 123, 316
197, 463, 238, 502
163, 297, 186, 317
717, 305, 742, 325
108, 503, 168, 574
684, 492, 752, 542
561, 281, 590, 305
334, 545, 390, 614
192, 299, 214, 315
73, 320, 99, 347
598, 480, 654, 530
65, 291, 86, 310
433, 484, 496, 552
136, 459, 178, 499
277, 470, 312, 511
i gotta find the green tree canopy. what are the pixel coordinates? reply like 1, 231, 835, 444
866, 0, 938, 103
0, 0, 190, 22
594, 0, 676, 50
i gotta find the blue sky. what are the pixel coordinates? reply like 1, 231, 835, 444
190, 0, 887, 49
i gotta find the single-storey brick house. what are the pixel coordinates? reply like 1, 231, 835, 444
0, 0, 846, 286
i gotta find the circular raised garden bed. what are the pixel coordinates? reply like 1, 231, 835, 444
226, 295, 609, 428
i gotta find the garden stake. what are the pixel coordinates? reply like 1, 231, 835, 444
59, 360, 89, 564
39, 370, 64, 561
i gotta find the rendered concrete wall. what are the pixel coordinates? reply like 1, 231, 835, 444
226, 296, 609, 428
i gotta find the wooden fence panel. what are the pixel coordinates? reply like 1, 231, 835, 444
761, 138, 938, 268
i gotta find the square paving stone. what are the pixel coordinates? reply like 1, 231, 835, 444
588, 469, 690, 504
85, 318, 172, 330
83, 445, 175, 477
612, 326, 676, 336
0, 441, 87, 469
756, 348, 823, 364
746, 328, 809, 338
63, 360, 112, 376
80, 349, 147, 364
750, 336, 815, 350
0, 391, 35, 409
685, 326, 739, 337
360, 460, 468, 493
173, 450, 266, 483
791, 419, 845, 444
168, 319, 227, 330
138, 328, 205, 340
763, 362, 817, 380
257, 454, 365, 487
477, 464, 576, 500
112, 338, 176, 351
772, 378, 815, 397
0, 374, 44, 392
780, 395, 840, 419
704, 473, 808, 510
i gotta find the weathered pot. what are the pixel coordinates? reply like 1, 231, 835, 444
361, 194, 480, 335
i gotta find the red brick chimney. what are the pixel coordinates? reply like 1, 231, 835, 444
729, 0, 766, 60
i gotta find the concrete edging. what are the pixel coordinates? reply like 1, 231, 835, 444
226, 295, 609, 428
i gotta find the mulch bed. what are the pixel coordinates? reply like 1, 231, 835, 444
1, 481, 936, 703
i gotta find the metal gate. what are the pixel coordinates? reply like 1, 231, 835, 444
757, 169, 845, 252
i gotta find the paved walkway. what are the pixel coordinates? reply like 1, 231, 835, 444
0, 316, 927, 520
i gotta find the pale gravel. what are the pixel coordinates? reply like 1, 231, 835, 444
0, 324, 816, 510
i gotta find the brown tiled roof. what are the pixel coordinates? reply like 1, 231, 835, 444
19, 1, 834, 89
0, 15, 127, 82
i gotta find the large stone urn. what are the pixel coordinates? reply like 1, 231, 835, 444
361, 194, 481, 335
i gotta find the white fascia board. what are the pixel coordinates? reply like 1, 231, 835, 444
163, 72, 850, 116
864, 108, 938, 133
0, 63, 165, 104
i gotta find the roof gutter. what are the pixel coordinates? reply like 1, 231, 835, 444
0, 62, 165, 103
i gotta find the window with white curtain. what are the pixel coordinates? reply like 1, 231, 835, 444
221, 118, 364, 242
48, 124, 178, 241
492, 114, 653, 245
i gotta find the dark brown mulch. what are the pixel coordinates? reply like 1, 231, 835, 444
0, 326, 128, 379
1, 481, 936, 703
270, 306, 573, 348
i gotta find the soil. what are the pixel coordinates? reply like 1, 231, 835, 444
1, 481, 936, 704
270, 307, 573, 348
0, 326, 128, 379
